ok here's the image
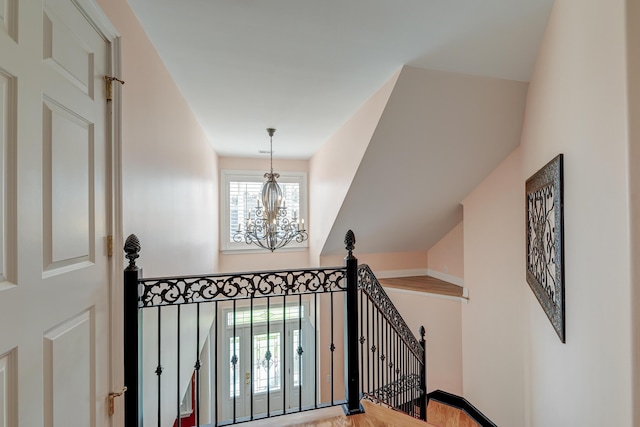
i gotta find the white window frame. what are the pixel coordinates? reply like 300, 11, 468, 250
221, 169, 308, 253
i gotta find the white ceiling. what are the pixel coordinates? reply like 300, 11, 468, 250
127, 0, 554, 159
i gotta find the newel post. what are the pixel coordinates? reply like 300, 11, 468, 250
124, 234, 143, 427
344, 230, 364, 415
419, 325, 427, 421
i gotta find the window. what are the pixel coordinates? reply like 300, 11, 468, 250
227, 305, 305, 327
221, 170, 308, 252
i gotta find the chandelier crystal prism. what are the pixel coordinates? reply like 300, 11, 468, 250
233, 128, 308, 252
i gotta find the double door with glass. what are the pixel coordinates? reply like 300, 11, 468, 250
221, 305, 313, 421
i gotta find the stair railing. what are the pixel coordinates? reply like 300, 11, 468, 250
123, 230, 426, 426
357, 263, 427, 419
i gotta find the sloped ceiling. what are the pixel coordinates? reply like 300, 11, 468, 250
127, 1, 552, 256
127, 0, 553, 159
322, 66, 529, 255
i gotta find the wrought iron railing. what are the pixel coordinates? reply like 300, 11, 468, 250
357, 264, 426, 419
123, 231, 426, 427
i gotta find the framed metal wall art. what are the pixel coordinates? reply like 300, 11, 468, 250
525, 154, 565, 343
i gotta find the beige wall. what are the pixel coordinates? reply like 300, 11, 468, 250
97, 0, 218, 277
217, 156, 310, 272
385, 289, 463, 395
320, 250, 427, 273
520, 0, 631, 425
462, 0, 633, 425
462, 149, 525, 426
96, 1, 219, 425
427, 221, 464, 279
308, 71, 400, 265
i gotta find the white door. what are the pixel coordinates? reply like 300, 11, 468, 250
0, 0, 114, 426
221, 303, 314, 422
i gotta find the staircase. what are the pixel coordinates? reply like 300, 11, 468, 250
122, 230, 427, 427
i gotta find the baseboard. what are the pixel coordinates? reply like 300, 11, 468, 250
427, 390, 497, 427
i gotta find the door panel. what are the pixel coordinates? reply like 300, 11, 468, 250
0, 0, 113, 425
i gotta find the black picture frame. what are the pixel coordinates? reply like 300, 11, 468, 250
525, 154, 565, 343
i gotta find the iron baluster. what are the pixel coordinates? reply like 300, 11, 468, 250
359, 290, 364, 395
314, 293, 318, 409
282, 294, 287, 416
298, 293, 303, 412
214, 301, 219, 426
267, 296, 271, 417
233, 299, 237, 424
330, 291, 335, 406
195, 303, 201, 427
156, 307, 162, 427
250, 297, 254, 420
177, 305, 181, 427
367, 297, 371, 396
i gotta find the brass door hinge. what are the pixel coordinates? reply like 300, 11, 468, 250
108, 386, 127, 416
107, 235, 113, 257
104, 76, 125, 101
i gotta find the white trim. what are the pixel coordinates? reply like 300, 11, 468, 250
374, 268, 428, 279
220, 169, 308, 252
74, 0, 119, 39
74, 2, 125, 426
384, 286, 469, 304
426, 269, 464, 287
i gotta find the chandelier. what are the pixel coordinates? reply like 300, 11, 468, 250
233, 128, 308, 252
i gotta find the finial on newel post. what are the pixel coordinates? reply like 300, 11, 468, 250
345, 229, 356, 259
124, 234, 141, 271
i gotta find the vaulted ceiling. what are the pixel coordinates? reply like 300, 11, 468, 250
128, 0, 554, 254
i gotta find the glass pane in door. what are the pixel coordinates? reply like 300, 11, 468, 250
253, 332, 281, 393
229, 336, 240, 397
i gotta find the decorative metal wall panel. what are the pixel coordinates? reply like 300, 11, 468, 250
357, 265, 424, 360
526, 154, 565, 342
139, 268, 346, 307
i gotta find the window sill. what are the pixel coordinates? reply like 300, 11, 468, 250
221, 245, 309, 255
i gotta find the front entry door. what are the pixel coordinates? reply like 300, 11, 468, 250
221, 303, 314, 422
0, 0, 113, 425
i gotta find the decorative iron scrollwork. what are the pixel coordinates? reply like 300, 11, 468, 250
357, 264, 424, 360
363, 373, 422, 403
138, 267, 346, 307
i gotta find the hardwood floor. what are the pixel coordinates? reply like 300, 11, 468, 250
378, 276, 463, 298
240, 400, 436, 426
426, 401, 480, 427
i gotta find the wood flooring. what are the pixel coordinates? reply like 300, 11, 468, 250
228, 399, 482, 427
378, 276, 463, 298
426, 401, 480, 427
239, 400, 436, 426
